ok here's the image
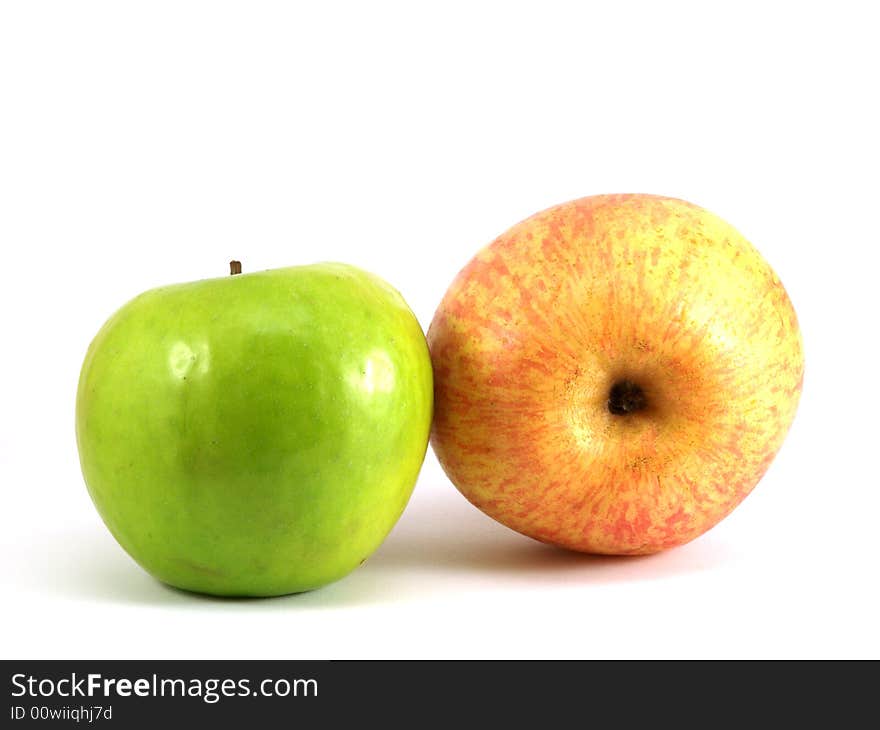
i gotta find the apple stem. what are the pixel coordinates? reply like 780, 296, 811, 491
230, 260, 242, 276
608, 380, 647, 416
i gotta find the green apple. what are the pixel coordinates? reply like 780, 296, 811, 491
76, 262, 433, 597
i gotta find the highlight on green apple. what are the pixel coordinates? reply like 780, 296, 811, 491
75, 261, 433, 597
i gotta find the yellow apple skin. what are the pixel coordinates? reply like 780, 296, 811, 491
428, 194, 804, 554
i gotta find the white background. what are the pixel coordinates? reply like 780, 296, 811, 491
1, 1, 878, 659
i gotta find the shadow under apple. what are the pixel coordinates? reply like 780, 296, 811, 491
35, 483, 735, 607
368, 484, 736, 583
30, 526, 392, 609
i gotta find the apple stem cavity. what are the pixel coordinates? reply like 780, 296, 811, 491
608, 380, 647, 416
230, 260, 242, 276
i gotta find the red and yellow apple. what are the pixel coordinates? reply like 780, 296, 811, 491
428, 194, 804, 554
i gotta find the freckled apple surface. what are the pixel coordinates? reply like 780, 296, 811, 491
429, 195, 804, 554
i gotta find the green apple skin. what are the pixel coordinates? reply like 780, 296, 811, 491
76, 263, 433, 597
